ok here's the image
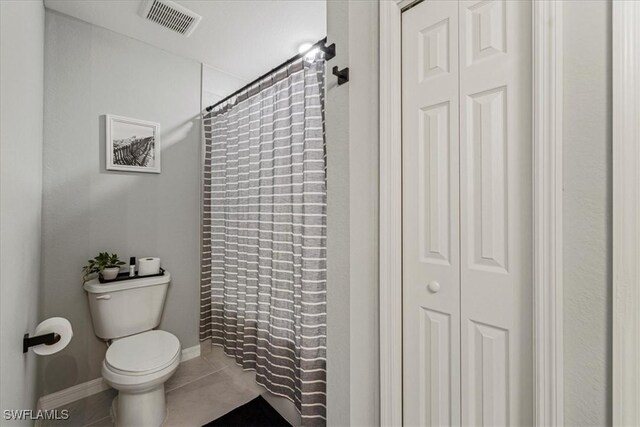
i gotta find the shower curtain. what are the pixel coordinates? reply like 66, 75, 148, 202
200, 56, 326, 425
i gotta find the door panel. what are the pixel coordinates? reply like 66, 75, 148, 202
459, 1, 533, 425
466, 320, 510, 426
402, 2, 460, 426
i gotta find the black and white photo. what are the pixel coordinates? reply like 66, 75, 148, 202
106, 114, 160, 173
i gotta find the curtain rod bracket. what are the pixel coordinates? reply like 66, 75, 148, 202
321, 43, 336, 61
332, 66, 349, 85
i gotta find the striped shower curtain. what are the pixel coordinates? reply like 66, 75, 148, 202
200, 56, 326, 425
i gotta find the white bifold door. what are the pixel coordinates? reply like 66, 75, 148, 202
402, 1, 533, 426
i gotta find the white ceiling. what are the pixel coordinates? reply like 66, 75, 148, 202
44, 0, 327, 82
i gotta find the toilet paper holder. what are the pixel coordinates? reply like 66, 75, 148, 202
23, 332, 61, 353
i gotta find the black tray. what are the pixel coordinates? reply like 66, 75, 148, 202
99, 268, 165, 284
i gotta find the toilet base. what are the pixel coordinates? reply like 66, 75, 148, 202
111, 385, 167, 427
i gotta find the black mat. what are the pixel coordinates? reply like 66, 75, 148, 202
203, 396, 292, 427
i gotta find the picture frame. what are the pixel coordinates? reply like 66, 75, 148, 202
106, 114, 161, 173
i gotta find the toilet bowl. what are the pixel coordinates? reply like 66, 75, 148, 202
102, 330, 181, 426
84, 272, 179, 427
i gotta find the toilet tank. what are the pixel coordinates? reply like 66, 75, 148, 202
83, 273, 171, 340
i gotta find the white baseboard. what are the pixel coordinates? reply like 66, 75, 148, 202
180, 343, 201, 362
38, 377, 109, 411
37, 344, 202, 411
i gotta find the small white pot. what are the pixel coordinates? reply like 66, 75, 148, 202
102, 267, 120, 281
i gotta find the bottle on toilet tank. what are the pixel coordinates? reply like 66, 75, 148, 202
129, 257, 136, 277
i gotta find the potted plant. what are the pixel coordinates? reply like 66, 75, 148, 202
82, 252, 126, 282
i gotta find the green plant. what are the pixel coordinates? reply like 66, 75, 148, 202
82, 252, 125, 280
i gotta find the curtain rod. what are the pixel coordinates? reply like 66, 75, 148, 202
205, 37, 334, 113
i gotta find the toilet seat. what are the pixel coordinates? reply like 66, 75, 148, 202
106, 330, 180, 376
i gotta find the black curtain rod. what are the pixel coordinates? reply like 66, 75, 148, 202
205, 37, 334, 113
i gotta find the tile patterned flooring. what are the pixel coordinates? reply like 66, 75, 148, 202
45, 346, 268, 427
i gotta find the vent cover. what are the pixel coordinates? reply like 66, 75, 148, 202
140, 0, 201, 36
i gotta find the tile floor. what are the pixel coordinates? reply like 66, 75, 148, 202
44, 346, 268, 427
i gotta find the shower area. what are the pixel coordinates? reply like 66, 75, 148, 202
199, 42, 331, 426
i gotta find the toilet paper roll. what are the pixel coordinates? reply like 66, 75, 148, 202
32, 317, 73, 356
138, 257, 161, 276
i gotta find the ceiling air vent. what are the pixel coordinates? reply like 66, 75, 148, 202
140, 0, 202, 37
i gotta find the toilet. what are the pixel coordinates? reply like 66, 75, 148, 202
84, 272, 180, 427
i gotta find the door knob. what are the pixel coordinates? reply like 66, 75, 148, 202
427, 281, 441, 293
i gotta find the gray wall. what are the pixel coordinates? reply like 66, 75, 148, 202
201, 64, 246, 111
326, 1, 379, 425
0, 0, 45, 420
40, 11, 202, 395
563, 1, 612, 426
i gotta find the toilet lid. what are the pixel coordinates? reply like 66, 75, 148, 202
105, 330, 180, 375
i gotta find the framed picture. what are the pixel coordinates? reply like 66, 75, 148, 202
106, 114, 161, 173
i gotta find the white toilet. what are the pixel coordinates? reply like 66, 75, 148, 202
84, 273, 181, 427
